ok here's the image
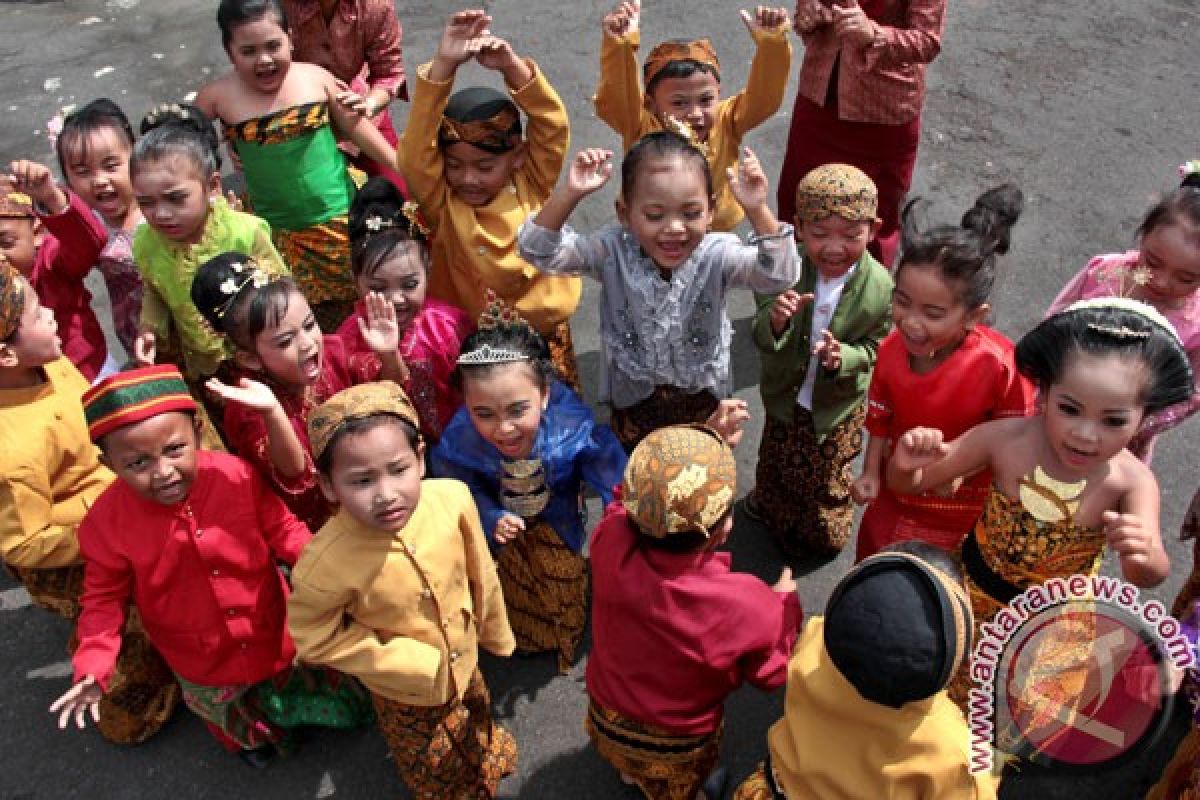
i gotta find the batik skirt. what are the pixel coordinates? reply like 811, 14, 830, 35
611, 386, 719, 453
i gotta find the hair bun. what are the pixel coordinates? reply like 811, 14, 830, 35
349, 176, 407, 239
960, 183, 1023, 256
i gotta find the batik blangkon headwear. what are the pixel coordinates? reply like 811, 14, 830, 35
308, 380, 422, 463
439, 87, 522, 154
0, 258, 27, 341
794, 164, 879, 223
621, 424, 736, 539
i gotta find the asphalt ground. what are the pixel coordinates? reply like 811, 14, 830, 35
1, 0, 1198, 797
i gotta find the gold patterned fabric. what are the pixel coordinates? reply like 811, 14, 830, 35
732, 763, 778, 800
224, 101, 330, 145
0, 188, 33, 218
373, 669, 517, 800
0, 260, 25, 341
544, 320, 580, 392
439, 107, 521, 151
644, 38, 720, 87
307, 380, 420, 462
494, 519, 587, 673
272, 217, 357, 309
611, 386, 719, 452
586, 700, 721, 800
947, 487, 1106, 711
793, 163, 878, 223
621, 424, 736, 539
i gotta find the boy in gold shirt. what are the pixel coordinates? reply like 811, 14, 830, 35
399, 9, 581, 386
595, 0, 792, 231
288, 382, 516, 799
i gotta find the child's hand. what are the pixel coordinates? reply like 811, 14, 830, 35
603, 0, 640, 38
813, 329, 841, 371
565, 149, 614, 196
475, 35, 518, 72
850, 473, 878, 504
205, 377, 282, 414
793, 0, 834, 34
772, 566, 797, 594
769, 289, 813, 336
49, 675, 104, 730
706, 397, 750, 448
435, 10, 492, 69
494, 513, 526, 545
728, 147, 770, 213
831, 0, 877, 48
892, 427, 949, 472
6, 159, 68, 215
132, 330, 157, 366
358, 291, 401, 356
1103, 511, 1155, 566
741, 5, 791, 35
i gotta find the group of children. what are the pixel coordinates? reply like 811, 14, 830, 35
3, 0, 1200, 797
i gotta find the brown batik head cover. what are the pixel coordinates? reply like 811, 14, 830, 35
308, 381, 422, 463
0, 188, 35, 219
621, 424, 736, 539
439, 87, 522, 154
0, 258, 27, 341
794, 164, 879, 223
643, 38, 720, 89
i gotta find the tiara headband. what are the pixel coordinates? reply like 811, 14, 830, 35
456, 289, 535, 366
1062, 297, 1183, 347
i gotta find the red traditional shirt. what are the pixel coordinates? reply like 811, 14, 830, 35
223, 334, 377, 531
863, 326, 1034, 539
336, 296, 472, 442
586, 503, 802, 736
29, 190, 108, 380
73, 451, 312, 689
283, 0, 407, 101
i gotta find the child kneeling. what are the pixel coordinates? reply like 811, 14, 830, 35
288, 382, 518, 799
587, 425, 801, 800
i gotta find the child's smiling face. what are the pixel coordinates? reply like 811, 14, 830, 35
462, 361, 547, 460
61, 126, 136, 228
645, 70, 720, 143
443, 141, 527, 208
796, 213, 880, 280
355, 244, 429, 335
225, 12, 292, 95
617, 154, 714, 273
240, 289, 324, 394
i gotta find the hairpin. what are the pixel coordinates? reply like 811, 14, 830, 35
1085, 322, 1151, 340
214, 258, 269, 319
662, 115, 710, 158
1063, 297, 1183, 347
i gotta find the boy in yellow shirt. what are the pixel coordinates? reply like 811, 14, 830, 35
595, 0, 792, 231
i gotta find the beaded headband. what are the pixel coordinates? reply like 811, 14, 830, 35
143, 102, 193, 129
456, 289, 535, 366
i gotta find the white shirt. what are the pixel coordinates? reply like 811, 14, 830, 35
797, 266, 855, 410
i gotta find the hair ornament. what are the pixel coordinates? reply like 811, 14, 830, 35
1180, 160, 1200, 182
143, 103, 190, 129
662, 115, 710, 158
456, 289, 536, 366
45, 105, 76, 150
1092, 257, 1153, 301
214, 258, 269, 319
401, 201, 431, 238
364, 214, 396, 234
1062, 296, 1183, 346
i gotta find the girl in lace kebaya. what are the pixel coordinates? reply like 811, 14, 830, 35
518, 132, 798, 450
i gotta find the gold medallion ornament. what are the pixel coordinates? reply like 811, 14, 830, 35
501, 458, 550, 518
1018, 466, 1087, 524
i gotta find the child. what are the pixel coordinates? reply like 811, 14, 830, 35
131, 105, 288, 443
1047, 162, 1200, 460
0, 263, 177, 745
339, 176, 474, 442
288, 382, 518, 798
398, 10, 582, 386
885, 299, 1193, 713
733, 542, 998, 800
431, 304, 626, 672
852, 185, 1033, 560
55, 98, 144, 357
196, 0, 399, 331
192, 253, 405, 531
2, 160, 110, 381
586, 424, 801, 800
52, 365, 372, 764
745, 164, 893, 557
519, 135, 799, 450
596, 0, 792, 231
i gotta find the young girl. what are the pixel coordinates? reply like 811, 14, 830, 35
399, 10, 581, 386
55, 98, 143, 357
430, 307, 626, 672
338, 177, 474, 442
288, 382, 518, 798
192, 253, 405, 531
851, 185, 1034, 560
518, 134, 799, 450
1048, 162, 1200, 460
885, 299, 1193, 715
596, 0, 792, 231
196, 0, 398, 332
131, 104, 287, 445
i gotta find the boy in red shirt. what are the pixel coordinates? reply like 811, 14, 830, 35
51, 365, 372, 766
586, 424, 801, 800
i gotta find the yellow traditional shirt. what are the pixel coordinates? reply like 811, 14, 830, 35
399, 60, 580, 335
0, 358, 114, 569
594, 27, 791, 232
768, 617, 998, 799
287, 478, 515, 705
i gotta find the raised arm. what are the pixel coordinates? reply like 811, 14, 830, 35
885, 422, 995, 496
594, 1, 648, 148
726, 7, 793, 139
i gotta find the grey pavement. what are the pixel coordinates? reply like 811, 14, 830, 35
1, 0, 1197, 797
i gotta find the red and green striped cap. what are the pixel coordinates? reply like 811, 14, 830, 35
82, 365, 198, 442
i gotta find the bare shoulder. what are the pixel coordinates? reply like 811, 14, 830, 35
1108, 448, 1157, 492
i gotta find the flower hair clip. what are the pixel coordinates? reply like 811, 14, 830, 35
214, 258, 269, 319
143, 103, 190, 129
1181, 160, 1200, 188
1092, 257, 1152, 301
364, 215, 396, 234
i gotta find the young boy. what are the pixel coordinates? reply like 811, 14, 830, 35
0, 262, 177, 745
586, 424, 801, 800
745, 164, 893, 557
595, 1, 792, 231
733, 541, 998, 800
52, 366, 372, 765
399, 10, 581, 387
288, 382, 517, 798
1, 161, 110, 380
